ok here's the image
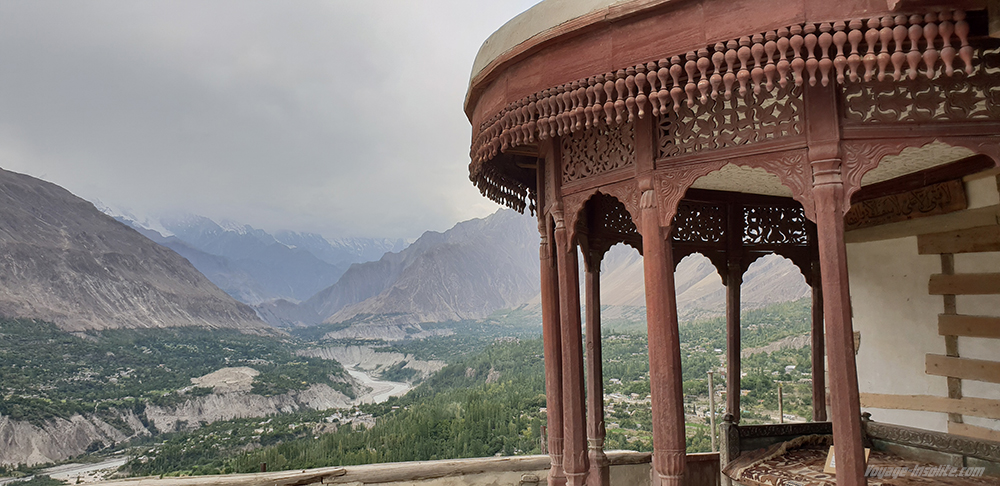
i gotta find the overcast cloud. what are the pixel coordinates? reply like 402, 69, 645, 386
0, 1, 540, 239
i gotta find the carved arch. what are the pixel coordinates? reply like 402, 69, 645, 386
654, 148, 813, 227
841, 137, 1000, 215
561, 179, 641, 245
672, 249, 728, 282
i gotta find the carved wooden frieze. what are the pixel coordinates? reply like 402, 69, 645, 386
659, 83, 802, 158
471, 9, 977, 169
586, 193, 642, 257
743, 205, 810, 245
561, 122, 635, 184
866, 422, 1000, 462
471, 163, 534, 214
845, 179, 967, 230
601, 180, 641, 225
672, 201, 726, 244
655, 161, 729, 227
842, 140, 924, 215
653, 149, 812, 227
843, 46, 1000, 124
737, 422, 833, 439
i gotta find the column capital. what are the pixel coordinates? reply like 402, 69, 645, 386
811, 158, 843, 187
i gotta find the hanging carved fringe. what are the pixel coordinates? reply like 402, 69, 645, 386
470, 162, 535, 215
469, 9, 975, 180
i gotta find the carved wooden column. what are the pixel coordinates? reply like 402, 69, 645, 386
639, 183, 686, 486
806, 83, 866, 486
633, 112, 685, 486
725, 202, 743, 424
811, 261, 828, 422
553, 209, 589, 486
539, 143, 566, 486
584, 248, 610, 486
541, 222, 567, 485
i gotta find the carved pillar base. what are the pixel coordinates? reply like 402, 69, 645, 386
587, 440, 610, 486
719, 416, 740, 486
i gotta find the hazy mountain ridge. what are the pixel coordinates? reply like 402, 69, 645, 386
303, 210, 540, 328
595, 245, 810, 320
279, 210, 810, 332
0, 168, 267, 333
103, 208, 408, 305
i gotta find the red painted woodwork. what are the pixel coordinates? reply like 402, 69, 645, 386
640, 197, 687, 486
539, 223, 566, 485
539, 141, 566, 486
584, 253, 610, 486
553, 210, 589, 486
725, 201, 743, 424
466, 5, 1000, 486
811, 262, 828, 423
806, 80, 866, 486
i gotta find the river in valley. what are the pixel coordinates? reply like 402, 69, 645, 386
347, 368, 411, 404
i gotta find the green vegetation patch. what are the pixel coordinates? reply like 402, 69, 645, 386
0, 318, 351, 426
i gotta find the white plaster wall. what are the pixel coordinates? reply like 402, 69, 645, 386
964, 174, 1000, 209
952, 187, 1000, 405
847, 236, 950, 431
847, 174, 1000, 433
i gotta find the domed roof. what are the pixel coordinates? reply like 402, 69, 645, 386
470, 0, 631, 83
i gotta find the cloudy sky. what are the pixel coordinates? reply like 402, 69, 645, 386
0, 1, 540, 239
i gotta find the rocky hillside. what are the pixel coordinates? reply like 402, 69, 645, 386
0, 168, 267, 332
304, 209, 539, 326
597, 245, 810, 320
0, 380, 353, 466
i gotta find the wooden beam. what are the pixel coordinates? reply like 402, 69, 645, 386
861, 393, 1000, 420
926, 355, 1000, 384
949, 422, 1000, 442
98, 467, 346, 486
939, 314, 1000, 339
846, 180, 967, 231
918, 226, 1000, 255
929, 273, 1000, 295
846, 205, 1000, 244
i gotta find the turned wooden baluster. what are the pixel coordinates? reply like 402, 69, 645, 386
724, 40, 740, 98
923, 13, 940, 78
847, 20, 863, 82
939, 11, 956, 76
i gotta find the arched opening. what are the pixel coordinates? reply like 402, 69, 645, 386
738, 254, 813, 426
672, 162, 825, 445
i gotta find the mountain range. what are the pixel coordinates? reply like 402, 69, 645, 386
5, 165, 810, 335
0, 168, 267, 333
256, 210, 810, 336
100, 206, 407, 305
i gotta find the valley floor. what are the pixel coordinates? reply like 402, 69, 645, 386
0, 298, 815, 483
